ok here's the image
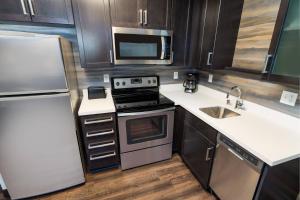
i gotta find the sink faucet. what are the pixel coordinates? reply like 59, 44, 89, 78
226, 86, 245, 110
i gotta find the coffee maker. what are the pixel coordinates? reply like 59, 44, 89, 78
183, 73, 198, 93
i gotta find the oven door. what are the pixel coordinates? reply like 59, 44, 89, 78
112, 27, 173, 65
118, 108, 174, 153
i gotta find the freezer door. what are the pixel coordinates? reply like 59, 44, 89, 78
0, 93, 85, 199
0, 35, 68, 95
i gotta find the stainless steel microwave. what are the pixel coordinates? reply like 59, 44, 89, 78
112, 27, 173, 65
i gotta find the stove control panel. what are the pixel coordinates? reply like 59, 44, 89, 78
112, 76, 159, 89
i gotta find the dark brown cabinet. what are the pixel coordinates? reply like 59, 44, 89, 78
144, 0, 171, 29
0, 0, 31, 22
80, 113, 119, 172
110, 0, 141, 28
255, 158, 299, 200
110, 0, 171, 29
188, 0, 243, 69
173, 106, 185, 153
29, 0, 74, 24
0, 0, 74, 25
73, 0, 113, 68
181, 110, 218, 189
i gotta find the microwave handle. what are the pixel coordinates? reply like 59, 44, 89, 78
160, 36, 166, 59
109, 50, 113, 63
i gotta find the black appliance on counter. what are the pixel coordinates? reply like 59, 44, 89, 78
87, 86, 106, 99
183, 73, 198, 93
111, 76, 175, 170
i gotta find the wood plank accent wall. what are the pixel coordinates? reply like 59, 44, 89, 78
232, 0, 281, 71
0, 24, 195, 91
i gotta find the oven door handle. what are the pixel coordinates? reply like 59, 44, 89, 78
118, 107, 175, 117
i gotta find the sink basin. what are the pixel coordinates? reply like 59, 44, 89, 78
199, 106, 240, 119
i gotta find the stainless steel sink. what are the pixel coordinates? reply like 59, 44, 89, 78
199, 106, 240, 119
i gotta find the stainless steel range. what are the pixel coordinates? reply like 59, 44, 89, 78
111, 76, 175, 170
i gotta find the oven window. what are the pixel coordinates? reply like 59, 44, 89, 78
114, 33, 162, 60
120, 42, 157, 57
126, 115, 167, 144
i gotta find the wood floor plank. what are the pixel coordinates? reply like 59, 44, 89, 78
0, 154, 215, 200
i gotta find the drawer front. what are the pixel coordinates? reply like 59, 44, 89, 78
81, 113, 115, 129
84, 127, 116, 142
184, 111, 218, 144
85, 139, 117, 155
87, 151, 119, 171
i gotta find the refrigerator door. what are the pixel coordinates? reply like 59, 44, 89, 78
0, 93, 85, 199
0, 35, 68, 95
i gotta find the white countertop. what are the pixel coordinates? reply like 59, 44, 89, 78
160, 84, 300, 166
78, 89, 115, 116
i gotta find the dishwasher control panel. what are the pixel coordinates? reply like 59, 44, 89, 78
219, 135, 262, 167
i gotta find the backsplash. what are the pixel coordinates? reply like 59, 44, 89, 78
198, 70, 300, 118
0, 24, 298, 117
0, 24, 194, 91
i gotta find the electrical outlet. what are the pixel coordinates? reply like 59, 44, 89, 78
208, 74, 213, 83
173, 72, 179, 79
280, 90, 298, 106
103, 74, 110, 83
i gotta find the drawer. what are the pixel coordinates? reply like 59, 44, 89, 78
184, 111, 218, 144
87, 151, 119, 171
85, 139, 117, 155
81, 113, 115, 131
83, 127, 116, 142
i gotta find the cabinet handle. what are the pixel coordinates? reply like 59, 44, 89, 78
90, 152, 116, 161
205, 147, 214, 161
143, 10, 148, 25
262, 54, 272, 73
88, 140, 115, 150
109, 50, 113, 63
86, 129, 114, 138
20, 0, 29, 15
206, 51, 213, 66
139, 9, 143, 25
84, 117, 113, 125
28, 0, 35, 16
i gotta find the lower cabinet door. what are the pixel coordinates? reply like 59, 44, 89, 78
181, 122, 215, 189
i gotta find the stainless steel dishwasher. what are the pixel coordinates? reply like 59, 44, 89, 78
210, 134, 264, 200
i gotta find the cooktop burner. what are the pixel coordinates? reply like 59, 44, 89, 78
111, 76, 174, 112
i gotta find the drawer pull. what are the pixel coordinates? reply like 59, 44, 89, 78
84, 117, 113, 125
88, 140, 115, 150
90, 152, 116, 161
86, 129, 114, 138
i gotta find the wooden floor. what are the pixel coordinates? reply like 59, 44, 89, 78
1, 155, 216, 200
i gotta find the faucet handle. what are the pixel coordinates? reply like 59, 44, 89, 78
235, 99, 245, 110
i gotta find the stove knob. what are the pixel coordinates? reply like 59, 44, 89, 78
148, 80, 151, 84
122, 82, 126, 86
116, 82, 120, 86
153, 79, 157, 84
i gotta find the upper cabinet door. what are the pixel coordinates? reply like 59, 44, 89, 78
110, 0, 142, 28
199, 0, 220, 68
73, 0, 113, 68
0, 0, 32, 22
232, 0, 281, 72
271, 0, 300, 77
144, 0, 171, 30
28, 0, 74, 24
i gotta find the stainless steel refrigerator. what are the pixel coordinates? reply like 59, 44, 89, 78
0, 32, 85, 199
